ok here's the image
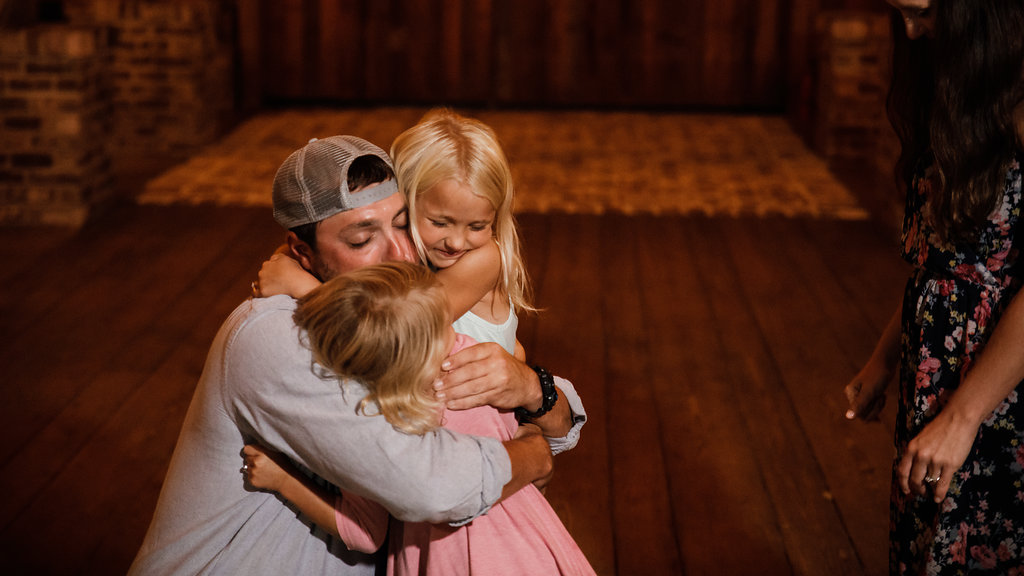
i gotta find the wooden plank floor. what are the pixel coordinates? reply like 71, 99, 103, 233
0, 200, 909, 575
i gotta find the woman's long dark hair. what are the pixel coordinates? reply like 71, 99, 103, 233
887, 0, 1024, 242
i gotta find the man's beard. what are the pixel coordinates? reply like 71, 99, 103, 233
310, 254, 336, 283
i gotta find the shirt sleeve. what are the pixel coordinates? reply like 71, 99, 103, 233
333, 493, 389, 554
223, 297, 511, 525
546, 375, 587, 456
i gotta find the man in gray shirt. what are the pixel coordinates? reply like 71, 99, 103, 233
128, 136, 586, 575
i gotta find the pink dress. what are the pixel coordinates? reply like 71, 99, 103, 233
335, 334, 595, 575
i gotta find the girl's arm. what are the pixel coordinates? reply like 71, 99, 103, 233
242, 444, 387, 553
257, 251, 321, 299
899, 288, 1024, 502
513, 339, 526, 362
435, 239, 502, 321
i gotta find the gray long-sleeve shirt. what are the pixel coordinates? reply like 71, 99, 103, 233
129, 295, 586, 575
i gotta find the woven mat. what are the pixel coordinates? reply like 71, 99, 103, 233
138, 108, 868, 220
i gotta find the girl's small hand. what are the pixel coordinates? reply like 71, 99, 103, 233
241, 444, 292, 493
257, 251, 321, 298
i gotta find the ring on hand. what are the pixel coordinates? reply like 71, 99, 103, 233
924, 475, 939, 484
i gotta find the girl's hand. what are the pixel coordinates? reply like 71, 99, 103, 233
256, 251, 320, 299
514, 423, 551, 492
241, 444, 293, 493
844, 358, 891, 421
897, 408, 979, 502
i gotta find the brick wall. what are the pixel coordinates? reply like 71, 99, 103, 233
0, 0, 234, 227
79, 1, 235, 175
813, 11, 894, 166
0, 24, 112, 226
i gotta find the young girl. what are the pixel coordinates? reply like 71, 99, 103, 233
243, 262, 595, 575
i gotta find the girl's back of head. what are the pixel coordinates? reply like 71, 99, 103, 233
293, 262, 449, 434
392, 108, 534, 312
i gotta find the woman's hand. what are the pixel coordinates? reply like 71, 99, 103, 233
844, 357, 892, 421
256, 250, 321, 299
897, 408, 979, 502
846, 306, 901, 421
241, 444, 293, 493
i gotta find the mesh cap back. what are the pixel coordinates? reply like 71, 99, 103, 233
272, 135, 398, 229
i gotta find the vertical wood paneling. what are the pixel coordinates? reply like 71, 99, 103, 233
754, 0, 784, 108
460, 0, 493, 103
590, 0, 627, 106
317, 0, 363, 99
659, 1, 704, 106
260, 0, 305, 100
702, 0, 745, 106
252, 0, 879, 110
363, 0, 397, 101
439, 0, 463, 100
493, 0, 545, 104
402, 0, 438, 102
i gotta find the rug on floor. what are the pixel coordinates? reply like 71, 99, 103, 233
137, 108, 869, 220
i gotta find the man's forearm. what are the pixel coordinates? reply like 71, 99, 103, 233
525, 392, 573, 438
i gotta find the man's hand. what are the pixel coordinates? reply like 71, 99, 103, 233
435, 341, 541, 411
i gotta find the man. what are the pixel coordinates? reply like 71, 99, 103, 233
129, 136, 586, 575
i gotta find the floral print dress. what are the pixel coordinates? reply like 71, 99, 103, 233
893, 151, 1024, 575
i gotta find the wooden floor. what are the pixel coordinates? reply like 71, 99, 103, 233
0, 192, 910, 575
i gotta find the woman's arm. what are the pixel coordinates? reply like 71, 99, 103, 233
899, 288, 1024, 502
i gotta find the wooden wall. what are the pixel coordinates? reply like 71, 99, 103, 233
237, 1, 887, 113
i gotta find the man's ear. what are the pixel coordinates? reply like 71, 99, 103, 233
285, 231, 316, 273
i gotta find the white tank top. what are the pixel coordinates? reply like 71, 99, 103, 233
451, 300, 518, 355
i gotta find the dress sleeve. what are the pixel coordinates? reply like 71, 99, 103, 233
224, 298, 511, 524
334, 492, 389, 553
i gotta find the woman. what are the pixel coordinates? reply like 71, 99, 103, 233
844, 0, 1024, 573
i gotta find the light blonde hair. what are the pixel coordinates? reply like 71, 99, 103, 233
391, 108, 535, 312
293, 262, 449, 435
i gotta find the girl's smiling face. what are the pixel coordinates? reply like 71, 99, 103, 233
415, 179, 496, 269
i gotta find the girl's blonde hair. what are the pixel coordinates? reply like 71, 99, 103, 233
293, 262, 449, 435
391, 108, 534, 312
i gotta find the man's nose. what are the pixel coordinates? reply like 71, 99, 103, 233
389, 231, 416, 263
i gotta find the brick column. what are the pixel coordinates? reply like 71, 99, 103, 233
0, 24, 112, 226
812, 12, 892, 164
